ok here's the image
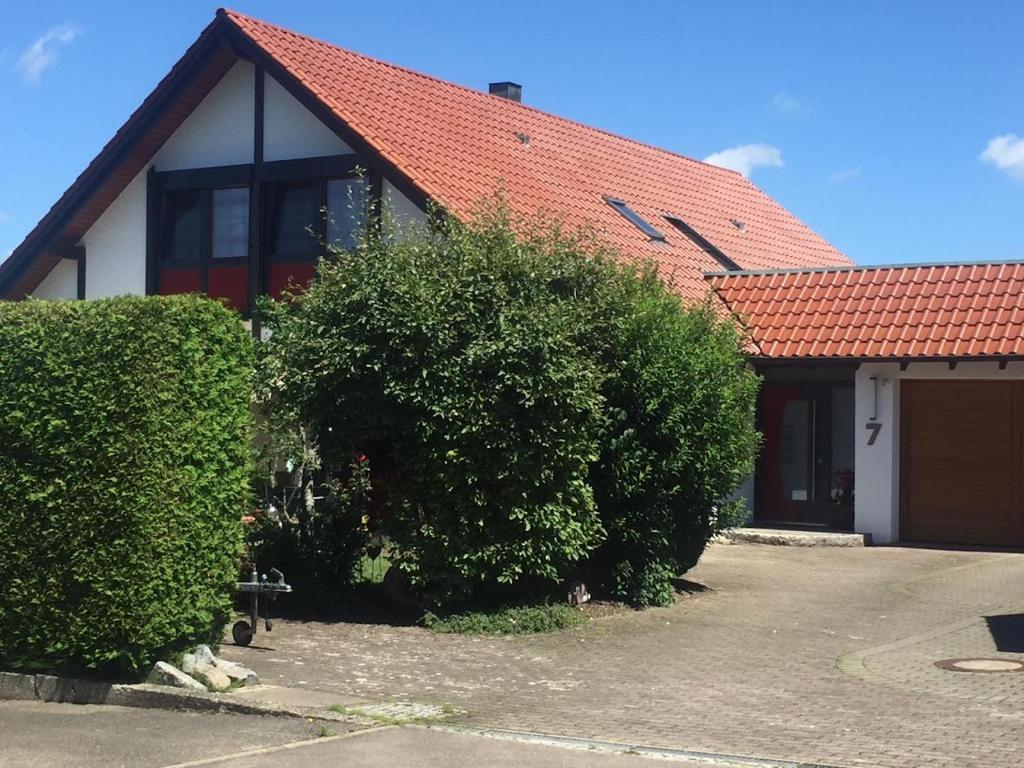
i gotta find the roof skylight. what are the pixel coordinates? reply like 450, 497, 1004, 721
604, 197, 665, 241
663, 214, 741, 271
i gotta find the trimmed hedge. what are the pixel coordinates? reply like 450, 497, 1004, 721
0, 295, 253, 675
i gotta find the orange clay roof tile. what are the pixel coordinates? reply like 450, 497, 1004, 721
221, 9, 850, 301
708, 262, 1024, 359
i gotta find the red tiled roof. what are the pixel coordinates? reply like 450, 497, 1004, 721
708, 262, 1024, 359
222, 9, 850, 299
1, 9, 850, 301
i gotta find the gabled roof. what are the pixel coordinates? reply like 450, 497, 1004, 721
1, 8, 849, 300
708, 262, 1024, 360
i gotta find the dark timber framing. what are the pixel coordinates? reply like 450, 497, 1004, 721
249, 65, 265, 322
74, 246, 86, 300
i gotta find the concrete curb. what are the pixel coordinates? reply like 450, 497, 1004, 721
721, 528, 870, 547
0, 671, 374, 727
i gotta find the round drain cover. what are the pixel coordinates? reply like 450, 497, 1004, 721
935, 658, 1024, 673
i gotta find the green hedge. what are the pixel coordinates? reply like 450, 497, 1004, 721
0, 295, 253, 675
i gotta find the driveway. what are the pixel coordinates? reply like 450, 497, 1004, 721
221, 543, 1024, 768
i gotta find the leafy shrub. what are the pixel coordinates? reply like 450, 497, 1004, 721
423, 603, 588, 635
260, 199, 759, 610
246, 453, 373, 612
0, 295, 252, 675
260, 203, 610, 604
587, 277, 760, 606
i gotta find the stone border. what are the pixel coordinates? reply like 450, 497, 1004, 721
720, 528, 870, 547
0, 671, 375, 727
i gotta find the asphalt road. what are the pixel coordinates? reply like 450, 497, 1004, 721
0, 701, 682, 768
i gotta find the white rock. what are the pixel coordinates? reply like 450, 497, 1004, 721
147, 661, 206, 691
181, 645, 216, 677
212, 658, 260, 687
192, 664, 232, 692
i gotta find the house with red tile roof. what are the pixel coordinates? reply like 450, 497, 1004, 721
4, 9, 1020, 549
709, 263, 1024, 548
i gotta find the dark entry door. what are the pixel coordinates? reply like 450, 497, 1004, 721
758, 385, 841, 526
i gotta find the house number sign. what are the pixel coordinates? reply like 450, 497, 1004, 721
865, 422, 882, 445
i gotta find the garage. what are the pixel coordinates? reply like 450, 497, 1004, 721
900, 380, 1024, 547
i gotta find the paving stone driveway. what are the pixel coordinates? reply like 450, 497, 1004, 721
222, 543, 1024, 768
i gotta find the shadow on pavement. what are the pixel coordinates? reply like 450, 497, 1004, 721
984, 614, 1024, 653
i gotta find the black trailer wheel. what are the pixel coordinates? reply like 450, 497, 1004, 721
232, 620, 253, 646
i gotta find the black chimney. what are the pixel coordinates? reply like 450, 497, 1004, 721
488, 81, 522, 103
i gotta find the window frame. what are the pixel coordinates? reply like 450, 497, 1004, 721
149, 155, 379, 315
662, 213, 741, 271
603, 196, 666, 242
263, 174, 370, 264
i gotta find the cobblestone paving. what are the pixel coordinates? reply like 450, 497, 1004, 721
222, 544, 1024, 768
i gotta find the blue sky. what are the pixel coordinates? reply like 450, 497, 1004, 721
3, 0, 1023, 266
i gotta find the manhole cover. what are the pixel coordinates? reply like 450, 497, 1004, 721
934, 658, 1024, 673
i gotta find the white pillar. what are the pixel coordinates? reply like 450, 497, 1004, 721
854, 363, 901, 543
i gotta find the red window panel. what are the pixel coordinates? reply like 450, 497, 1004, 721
158, 267, 201, 296
268, 261, 316, 300
207, 265, 249, 313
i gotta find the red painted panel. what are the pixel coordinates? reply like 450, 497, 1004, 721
268, 261, 316, 299
208, 264, 249, 313
158, 267, 200, 295
759, 387, 800, 523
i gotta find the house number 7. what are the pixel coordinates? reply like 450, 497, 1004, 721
865, 422, 882, 445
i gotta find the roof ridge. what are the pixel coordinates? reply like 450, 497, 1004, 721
705, 257, 1024, 280
217, 7, 745, 181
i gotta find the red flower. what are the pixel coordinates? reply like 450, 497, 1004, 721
356, 453, 368, 464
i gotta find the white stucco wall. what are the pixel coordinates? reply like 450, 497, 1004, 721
31, 258, 78, 299
854, 363, 901, 543
263, 74, 352, 161
80, 171, 148, 298
154, 61, 255, 171
854, 360, 1024, 543
383, 179, 428, 240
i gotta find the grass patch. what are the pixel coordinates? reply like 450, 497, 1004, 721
423, 603, 588, 635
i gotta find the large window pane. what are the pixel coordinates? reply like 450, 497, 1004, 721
271, 182, 320, 260
326, 177, 368, 251
212, 188, 250, 259
164, 190, 203, 262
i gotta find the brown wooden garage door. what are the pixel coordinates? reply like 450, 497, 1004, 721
900, 380, 1024, 547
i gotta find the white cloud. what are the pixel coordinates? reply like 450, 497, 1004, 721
18, 23, 80, 84
771, 92, 813, 118
0, 212, 11, 225
829, 168, 860, 185
704, 144, 784, 177
980, 134, 1024, 180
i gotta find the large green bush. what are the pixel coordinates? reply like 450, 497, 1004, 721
260, 206, 610, 604
0, 295, 253, 674
260, 201, 759, 608
588, 274, 760, 606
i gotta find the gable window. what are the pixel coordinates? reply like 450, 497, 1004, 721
264, 174, 369, 297
212, 188, 250, 259
164, 190, 204, 262
150, 155, 376, 311
267, 177, 368, 261
157, 186, 250, 312
604, 196, 665, 241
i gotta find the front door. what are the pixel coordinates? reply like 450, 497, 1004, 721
758, 384, 853, 526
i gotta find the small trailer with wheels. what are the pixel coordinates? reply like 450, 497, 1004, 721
233, 566, 293, 646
